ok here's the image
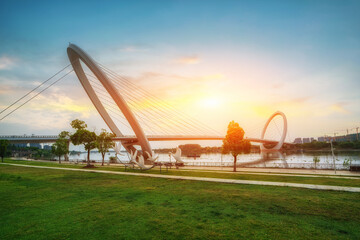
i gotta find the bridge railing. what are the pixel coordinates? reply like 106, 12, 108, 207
0, 135, 58, 139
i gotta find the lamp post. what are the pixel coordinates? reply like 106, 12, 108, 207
330, 138, 336, 174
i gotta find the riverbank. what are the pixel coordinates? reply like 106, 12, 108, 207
9, 157, 360, 177
4, 158, 360, 188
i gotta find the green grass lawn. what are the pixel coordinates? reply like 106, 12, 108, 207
3, 158, 360, 188
0, 163, 360, 239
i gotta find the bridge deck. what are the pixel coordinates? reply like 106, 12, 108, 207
0, 135, 293, 145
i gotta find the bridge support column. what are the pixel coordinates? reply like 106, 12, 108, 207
67, 44, 152, 161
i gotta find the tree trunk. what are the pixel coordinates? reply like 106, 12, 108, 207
87, 149, 91, 166
59, 156, 61, 164
102, 153, 105, 166
65, 141, 70, 161
1, 156, 3, 163
233, 155, 237, 172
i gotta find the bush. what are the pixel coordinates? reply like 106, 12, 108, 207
109, 156, 117, 163
338, 141, 355, 149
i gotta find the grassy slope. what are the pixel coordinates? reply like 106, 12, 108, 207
0, 164, 360, 240
3, 159, 360, 188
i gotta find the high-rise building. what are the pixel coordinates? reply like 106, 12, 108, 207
30, 143, 41, 149
43, 145, 52, 150
318, 136, 331, 142
14, 143, 28, 148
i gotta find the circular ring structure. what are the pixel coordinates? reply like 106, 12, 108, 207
67, 44, 152, 156
260, 111, 287, 151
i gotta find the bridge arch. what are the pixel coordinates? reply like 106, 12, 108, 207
260, 111, 287, 151
67, 44, 152, 157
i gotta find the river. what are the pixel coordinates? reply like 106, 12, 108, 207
68, 151, 360, 170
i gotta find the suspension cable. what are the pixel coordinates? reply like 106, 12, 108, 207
0, 64, 71, 115
0, 70, 74, 121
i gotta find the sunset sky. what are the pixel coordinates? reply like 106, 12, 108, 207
0, 0, 360, 146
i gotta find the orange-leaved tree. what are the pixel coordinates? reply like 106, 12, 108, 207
222, 121, 251, 172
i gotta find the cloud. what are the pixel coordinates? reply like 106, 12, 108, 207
330, 102, 349, 114
0, 56, 17, 70
0, 84, 15, 94
176, 56, 200, 65
272, 82, 285, 89
0, 91, 96, 132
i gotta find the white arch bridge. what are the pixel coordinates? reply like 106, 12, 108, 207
0, 44, 293, 158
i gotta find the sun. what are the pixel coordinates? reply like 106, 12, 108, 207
199, 97, 221, 108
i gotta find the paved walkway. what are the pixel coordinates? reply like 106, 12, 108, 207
178, 169, 360, 179
182, 166, 360, 177
1, 163, 360, 193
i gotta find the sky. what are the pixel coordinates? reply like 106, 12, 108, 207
0, 0, 360, 147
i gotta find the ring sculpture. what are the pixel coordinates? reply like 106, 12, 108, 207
67, 44, 152, 158
260, 111, 287, 151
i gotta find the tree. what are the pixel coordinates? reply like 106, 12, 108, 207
70, 119, 87, 130
222, 121, 251, 172
96, 129, 115, 166
59, 131, 70, 139
70, 119, 97, 167
0, 140, 10, 162
58, 131, 70, 161
178, 144, 202, 156
52, 138, 69, 164
313, 156, 320, 169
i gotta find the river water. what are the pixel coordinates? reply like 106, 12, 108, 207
68, 151, 360, 170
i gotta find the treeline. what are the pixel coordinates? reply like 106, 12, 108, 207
155, 144, 222, 155
297, 141, 360, 150
5, 144, 53, 160
155, 144, 259, 156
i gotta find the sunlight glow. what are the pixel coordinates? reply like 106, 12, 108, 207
199, 97, 221, 108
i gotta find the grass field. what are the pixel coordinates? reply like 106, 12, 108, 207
3, 159, 360, 188
1, 163, 360, 239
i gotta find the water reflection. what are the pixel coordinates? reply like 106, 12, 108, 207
68, 150, 360, 170
236, 151, 288, 168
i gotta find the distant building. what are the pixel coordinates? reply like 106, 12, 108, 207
318, 137, 328, 142
310, 137, 315, 142
333, 133, 358, 142
294, 138, 302, 144
30, 143, 41, 149
14, 143, 28, 148
317, 133, 359, 142
302, 138, 310, 143
43, 145, 52, 150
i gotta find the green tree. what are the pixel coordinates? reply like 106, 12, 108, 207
70, 119, 87, 130
0, 139, 10, 162
96, 129, 115, 166
59, 131, 70, 161
313, 156, 320, 169
70, 119, 97, 166
59, 131, 70, 138
52, 138, 69, 164
222, 121, 251, 172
